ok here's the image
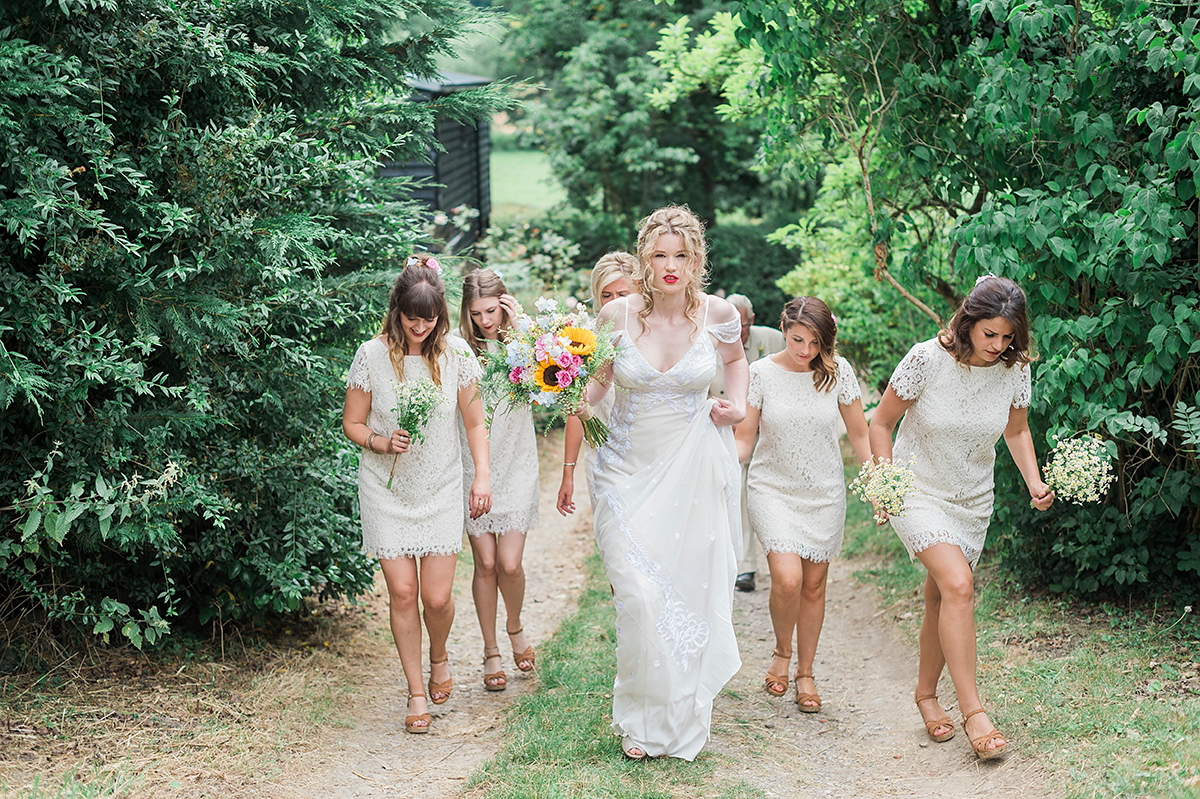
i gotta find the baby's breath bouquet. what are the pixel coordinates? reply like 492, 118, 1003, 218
479, 297, 617, 446
1039, 434, 1115, 505
386, 378, 444, 489
849, 458, 918, 523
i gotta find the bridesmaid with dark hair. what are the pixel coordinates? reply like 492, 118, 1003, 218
342, 254, 492, 734
869, 275, 1054, 759
734, 296, 871, 713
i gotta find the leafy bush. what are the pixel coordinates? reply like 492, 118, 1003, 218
0, 0, 510, 647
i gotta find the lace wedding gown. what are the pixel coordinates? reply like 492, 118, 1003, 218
746, 355, 862, 561
887, 338, 1032, 568
591, 306, 743, 761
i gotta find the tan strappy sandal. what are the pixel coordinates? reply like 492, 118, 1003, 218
428, 655, 452, 705
483, 647, 507, 692
915, 693, 955, 742
508, 626, 536, 672
764, 647, 790, 697
794, 672, 821, 713
405, 693, 431, 734
963, 708, 1007, 760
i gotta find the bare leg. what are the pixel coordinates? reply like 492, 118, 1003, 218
496, 530, 532, 666
914, 543, 1005, 752
469, 533, 506, 688
765, 552, 803, 684
419, 553, 459, 700
379, 556, 427, 727
914, 569, 953, 738
793, 558, 829, 710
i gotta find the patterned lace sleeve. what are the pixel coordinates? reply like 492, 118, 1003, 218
346, 341, 372, 392
1012, 362, 1032, 409
747, 361, 765, 409
707, 315, 742, 344
452, 340, 483, 389
888, 341, 933, 401
835, 356, 863, 405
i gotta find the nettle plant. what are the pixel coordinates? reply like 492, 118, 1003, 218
0, 0, 511, 648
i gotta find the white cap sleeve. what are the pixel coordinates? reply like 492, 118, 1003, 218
835, 356, 862, 405
888, 340, 934, 401
346, 340, 373, 392
1012, 362, 1032, 409
747, 361, 765, 409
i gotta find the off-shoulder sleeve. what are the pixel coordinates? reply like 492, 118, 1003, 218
346, 341, 372, 392
1012, 362, 1032, 409
888, 340, 934, 401
835, 356, 862, 405
747, 361, 765, 409
707, 315, 742, 344
452, 340, 483, 389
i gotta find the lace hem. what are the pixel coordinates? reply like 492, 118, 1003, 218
835, 356, 862, 405
759, 537, 840, 563
466, 508, 538, 536
366, 541, 462, 560
889, 340, 934, 401
346, 341, 372, 391
604, 489, 710, 671
900, 528, 983, 570
1012, 364, 1032, 408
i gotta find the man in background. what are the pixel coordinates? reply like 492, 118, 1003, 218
710, 294, 785, 592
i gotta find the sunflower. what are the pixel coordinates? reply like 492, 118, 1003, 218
561, 326, 597, 356
533, 359, 566, 392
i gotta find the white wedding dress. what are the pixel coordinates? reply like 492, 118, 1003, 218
591, 303, 743, 761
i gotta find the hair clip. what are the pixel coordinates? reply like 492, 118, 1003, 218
974, 273, 997, 286
426, 257, 441, 272
405, 255, 420, 268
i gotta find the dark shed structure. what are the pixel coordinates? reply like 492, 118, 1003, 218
380, 71, 493, 248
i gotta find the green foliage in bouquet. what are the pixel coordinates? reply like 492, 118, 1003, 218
0, 0, 512, 649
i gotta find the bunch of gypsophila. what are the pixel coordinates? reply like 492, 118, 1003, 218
386, 378, 444, 490
1039, 434, 1115, 506
478, 297, 617, 446
849, 458, 919, 524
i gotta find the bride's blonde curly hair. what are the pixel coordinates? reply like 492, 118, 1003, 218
633, 205, 709, 334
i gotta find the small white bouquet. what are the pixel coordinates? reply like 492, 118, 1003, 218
386, 378, 443, 489
850, 458, 918, 523
1039, 434, 1115, 505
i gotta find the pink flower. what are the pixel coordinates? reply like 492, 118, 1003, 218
509, 367, 523, 383
555, 369, 574, 387
426, 257, 441, 272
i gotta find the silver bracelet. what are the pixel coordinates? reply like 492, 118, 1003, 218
563, 462, 576, 467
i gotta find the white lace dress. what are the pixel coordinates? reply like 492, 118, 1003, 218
746, 355, 862, 561
887, 339, 1032, 568
460, 340, 539, 536
591, 306, 743, 761
347, 336, 482, 559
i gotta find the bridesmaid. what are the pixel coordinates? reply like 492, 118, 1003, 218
556, 252, 636, 516
733, 297, 871, 712
868, 275, 1054, 759
459, 269, 540, 691
342, 255, 491, 734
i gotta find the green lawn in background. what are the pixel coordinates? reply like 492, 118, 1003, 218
490, 149, 564, 224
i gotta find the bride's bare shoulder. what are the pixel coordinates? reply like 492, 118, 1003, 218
598, 294, 646, 326
702, 294, 739, 324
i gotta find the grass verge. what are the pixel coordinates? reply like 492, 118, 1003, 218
464, 550, 765, 799
489, 150, 564, 224
840, 446, 1200, 799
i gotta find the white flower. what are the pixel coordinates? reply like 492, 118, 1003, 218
535, 297, 559, 313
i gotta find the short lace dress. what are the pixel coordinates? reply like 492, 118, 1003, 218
746, 355, 862, 562
887, 338, 1032, 568
346, 336, 482, 559
460, 339, 539, 536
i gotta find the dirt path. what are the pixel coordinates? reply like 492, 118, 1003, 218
271, 431, 1052, 798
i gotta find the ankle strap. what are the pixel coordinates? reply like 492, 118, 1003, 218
506, 626, 524, 636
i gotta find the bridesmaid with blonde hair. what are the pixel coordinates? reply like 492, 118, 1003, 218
734, 296, 871, 712
459, 268, 540, 691
556, 251, 636, 516
342, 255, 491, 734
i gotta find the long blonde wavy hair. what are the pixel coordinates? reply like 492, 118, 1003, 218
633, 205, 708, 335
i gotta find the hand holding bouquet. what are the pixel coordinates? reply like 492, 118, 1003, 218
1038, 434, 1114, 506
386, 378, 443, 489
479, 297, 617, 446
849, 458, 918, 525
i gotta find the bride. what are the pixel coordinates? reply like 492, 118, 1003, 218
581, 205, 747, 761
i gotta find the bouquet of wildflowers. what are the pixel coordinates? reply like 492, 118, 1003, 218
849, 458, 918, 523
479, 297, 617, 446
386, 378, 444, 489
1039, 434, 1115, 505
